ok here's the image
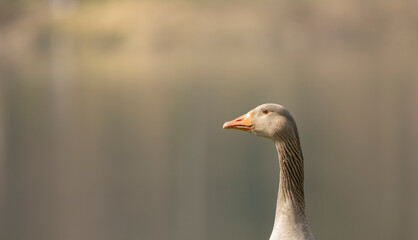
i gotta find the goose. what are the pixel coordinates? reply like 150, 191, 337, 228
223, 103, 315, 240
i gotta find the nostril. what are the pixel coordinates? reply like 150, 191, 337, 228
236, 118, 243, 122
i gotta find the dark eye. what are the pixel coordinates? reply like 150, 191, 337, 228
261, 108, 269, 114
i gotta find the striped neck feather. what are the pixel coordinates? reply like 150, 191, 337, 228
275, 134, 305, 212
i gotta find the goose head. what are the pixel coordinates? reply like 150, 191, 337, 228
223, 103, 298, 141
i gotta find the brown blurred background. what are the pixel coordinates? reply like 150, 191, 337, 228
1, 0, 418, 240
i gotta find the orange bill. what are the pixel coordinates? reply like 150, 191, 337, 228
223, 112, 253, 131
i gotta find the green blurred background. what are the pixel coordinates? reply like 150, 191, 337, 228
1, 0, 418, 239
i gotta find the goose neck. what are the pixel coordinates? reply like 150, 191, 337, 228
274, 137, 305, 212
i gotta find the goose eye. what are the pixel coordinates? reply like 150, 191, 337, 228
261, 108, 269, 114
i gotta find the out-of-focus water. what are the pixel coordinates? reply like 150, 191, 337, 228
1, 1, 418, 240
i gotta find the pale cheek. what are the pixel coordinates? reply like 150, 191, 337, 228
252, 129, 264, 136
265, 129, 277, 139
261, 127, 274, 137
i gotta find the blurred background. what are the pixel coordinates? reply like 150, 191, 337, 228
1, 0, 418, 239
